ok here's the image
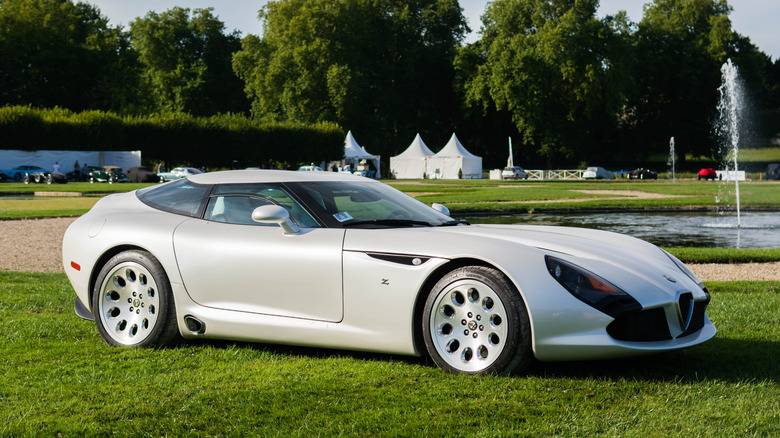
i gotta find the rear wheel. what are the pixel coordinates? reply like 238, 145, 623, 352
92, 250, 180, 347
422, 266, 532, 375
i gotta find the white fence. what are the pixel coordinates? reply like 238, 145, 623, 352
715, 170, 746, 181
492, 169, 587, 180
526, 169, 545, 180
534, 169, 585, 180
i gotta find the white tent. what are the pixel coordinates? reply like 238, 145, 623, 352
389, 133, 435, 179
343, 131, 381, 178
427, 133, 482, 179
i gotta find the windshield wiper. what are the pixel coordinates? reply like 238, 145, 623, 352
342, 219, 433, 228
438, 219, 469, 226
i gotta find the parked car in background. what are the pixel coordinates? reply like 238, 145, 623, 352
66, 166, 101, 182
297, 165, 324, 172
157, 167, 202, 182
89, 166, 130, 184
501, 166, 529, 179
697, 168, 719, 181
628, 168, 658, 180
0, 165, 48, 181
583, 166, 614, 179
23, 170, 67, 184
126, 166, 161, 183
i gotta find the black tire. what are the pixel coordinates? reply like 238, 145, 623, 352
422, 266, 532, 375
92, 250, 180, 347
13, 172, 21, 181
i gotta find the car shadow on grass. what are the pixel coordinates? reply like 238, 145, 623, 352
182, 336, 777, 382
529, 336, 779, 383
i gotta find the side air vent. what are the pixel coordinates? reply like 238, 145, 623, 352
366, 252, 430, 266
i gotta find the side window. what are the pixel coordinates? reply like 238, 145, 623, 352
204, 196, 273, 225
137, 178, 209, 217
207, 184, 320, 228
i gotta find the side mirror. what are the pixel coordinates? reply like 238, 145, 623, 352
252, 205, 300, 234
431, 203, 450, 216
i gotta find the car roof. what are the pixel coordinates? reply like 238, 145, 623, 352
187, 169, 374, 185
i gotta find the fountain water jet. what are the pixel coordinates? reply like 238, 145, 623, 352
717, 59, 744, 228
668, 137, 675, 183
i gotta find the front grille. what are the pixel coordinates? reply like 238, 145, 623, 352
677, 300, 708, 338
607, 298, 709, 342
607, 307, 672, 342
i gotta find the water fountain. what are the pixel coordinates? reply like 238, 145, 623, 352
668, 137, 675, 183
716, 59, 744, 228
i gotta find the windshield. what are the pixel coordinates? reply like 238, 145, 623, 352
286, 180, 456, 228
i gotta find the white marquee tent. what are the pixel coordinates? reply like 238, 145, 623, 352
343, 131, 381, 178
427, 133, 482, 179
389, 133, 435, 179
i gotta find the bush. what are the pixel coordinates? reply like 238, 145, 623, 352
0, 106, 344, 167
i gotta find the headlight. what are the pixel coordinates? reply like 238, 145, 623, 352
545, 256, 641, 318
662, 249, 708, 294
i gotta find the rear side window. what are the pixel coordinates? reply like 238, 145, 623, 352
137, 179, 210, 217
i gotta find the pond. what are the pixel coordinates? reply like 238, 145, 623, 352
464, 211, 780, 249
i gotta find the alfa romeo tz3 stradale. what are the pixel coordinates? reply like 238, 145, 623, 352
63, 170, 715, 375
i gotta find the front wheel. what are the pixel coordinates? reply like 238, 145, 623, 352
422, 266, 532, 375
92, 250, 180, 347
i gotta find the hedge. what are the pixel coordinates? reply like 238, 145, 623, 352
0, 106, 344, 167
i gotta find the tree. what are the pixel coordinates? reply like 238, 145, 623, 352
0, 0, 142, 112
457, 0, 633, 165
130, 7, 248, 115
232, 0, 468, 156
629, 0, 748, 162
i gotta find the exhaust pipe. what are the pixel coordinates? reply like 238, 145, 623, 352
183, 315, 206, 334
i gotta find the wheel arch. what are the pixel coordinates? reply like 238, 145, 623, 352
411, 257, 524, 358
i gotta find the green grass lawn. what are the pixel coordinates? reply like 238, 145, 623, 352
2, 179, 778, 435
388, 179, 780, 214
3, 179, 780, 218
666, 248, 780, 264
733, 147, 780, 162
0, 271, 777, 436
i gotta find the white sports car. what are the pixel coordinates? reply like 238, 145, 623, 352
156, 166, 202, 182
62, 170, 715, 375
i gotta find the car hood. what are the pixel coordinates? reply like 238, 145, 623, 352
343, 223, 702, 304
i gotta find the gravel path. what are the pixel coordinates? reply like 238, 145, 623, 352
1, 217, 778, 281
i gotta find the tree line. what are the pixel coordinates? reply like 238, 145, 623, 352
1, 0, 778, 170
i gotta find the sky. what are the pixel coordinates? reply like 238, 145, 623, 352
85, 0, 779, 60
